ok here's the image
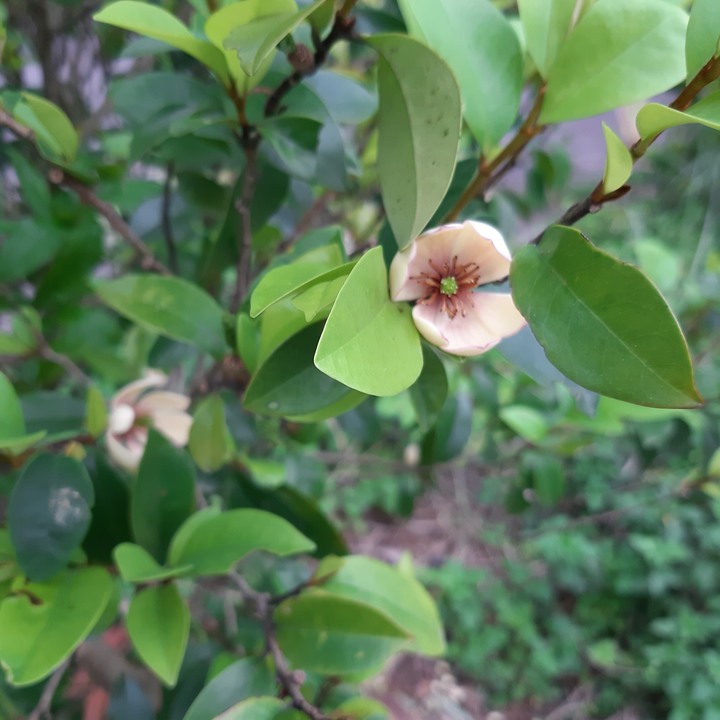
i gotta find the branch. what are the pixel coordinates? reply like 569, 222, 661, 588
0, 108, 35, 142
161, 163, 179, 273
532, 54, 720, 244
35, 330, 91, 384
444, 85, 547, 222
230, 573, 328, 720
48, 169, 172, 275
229, 141, 259, 312
27, 657, 72, 720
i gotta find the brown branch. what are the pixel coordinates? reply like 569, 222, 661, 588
205, 0, 219, 11
27, 657, 72, 720
0, 108, 35, 142
531, 54, 720, 245
230, 142, 259, 312
161, 162, 179, 273
230, 573, 328, 720
48, 169, 172, 275
444, 85, 547, 222
35, 331, 90, 384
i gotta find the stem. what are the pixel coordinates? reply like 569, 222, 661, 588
0, 108, 35, 142
161, 162, 179, 273
27, 657, 72, 720
49, 169, 172, 275
444, 85, 547, 222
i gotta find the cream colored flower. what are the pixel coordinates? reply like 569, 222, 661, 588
389, 221, 527, 356
106, 370, 192, 472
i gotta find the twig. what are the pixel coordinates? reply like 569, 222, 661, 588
161, 162, 179, 272
36, 334, 90, 384
531, 54, 720, 245
48, 169, 172, 275
230, 142, 259, 312
444, 85, 547, 222
0, 108, 35, 142
27, 657, 72, 720
230, 573, 327, 720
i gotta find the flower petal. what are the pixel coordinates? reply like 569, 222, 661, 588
106, 431, 145, 473
412, 292, 527, 357
135, 391, 191, 416
111, 370, 167, 409
151, 410, 193, 447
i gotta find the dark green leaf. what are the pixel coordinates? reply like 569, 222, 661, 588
409, 346, 448, 432
420, 392, 473, 463
0, 372, 25, 440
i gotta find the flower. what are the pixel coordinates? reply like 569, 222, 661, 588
106, 370, 192, 472
389, 221, 527, 356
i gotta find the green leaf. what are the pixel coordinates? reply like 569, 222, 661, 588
510, 225, 702, 408
114, 543, 191, 583
0, 567, 112, 686
205, 0, 296, 93
333, 698, 390, 720
517, 0, 579, 78
369, 35, 462, 250
397, 0, 522, 149
168, 509, 315, 576
126, 583, 189, 686
522, 452, 566, 505
95, 274, 228, 356
0, 371, 24, 440
182, 658, 276, 720
499, 405, 549, 444
540, 0, 688, 124
245, 323, 365, 420
636, 91, 720, 140
291, 268, 353, 324
84, 385, 108, 438
11, 93, 78, 162
420, 391, 473, 463
316, 556, 445, 656
132, 429, 196, 562
189, 394, 233, 473
314, 247, 423, 396
94, 1, 229, 83
275, 591, 409, 675
409, 346, 448, 432
9, 454, 94, 582
224, 0, 328, 76
601, 122, 633, 193
686, 0, 720, 80
214, 698, 285, 720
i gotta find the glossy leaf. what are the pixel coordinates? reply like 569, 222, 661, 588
183, 658, 275, 720
409, 346, 448, 432
132, 429, 196, 562
214, 698, 285, 720
316, 556, 445, 655
369, 35, 462, 249
245, 323, 365, 420
510, 226, 702, 408
168, 509, 315, 576
127, 583, 190, 686
0, 371, 24, 440
224, 0, 328, 76
397, 0, 522, 149
540, 0, 688, 124
205, 0, 296, 93
686, 0, 720, 80
315, 247, 423, 396
601, 123, 633, 193
636, 92, 720, 140
517, 0, 579, 78
95, 274, 228, 356
9, 454, 94, 581
0, 567, 112, 686
275, 591, 409, 675
420, 392, 473, 463
94, 1, 229, 83
114, 543, 191, 583
11, 93, 78, 161
189, 394, 232, 473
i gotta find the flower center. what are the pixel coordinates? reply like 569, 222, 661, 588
440, 276, 458, 296
411, 255, 483, 319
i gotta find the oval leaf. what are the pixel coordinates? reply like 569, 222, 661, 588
0, 371, 25, 440
275, 591, 410, 675
214, 698, 285, 720
397, 0, 522, 149
9, 454, 94, 582
601, 122, 633, 193
189, 394, 233, 473
314, 247, 423, 396
95, 274, 228, 356
12, 93, 78, 162
369, 35, 462, 249
686, 0, 720, 80
510, 226, 702, 408
127, 583, 189, 686
0, 568, 112, 686
114, 543, 191, 583
636, 91, 720, 140
168, 509, 315, 576
540, 0, 688, 124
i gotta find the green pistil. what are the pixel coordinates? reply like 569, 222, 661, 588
440, 276, 458, 296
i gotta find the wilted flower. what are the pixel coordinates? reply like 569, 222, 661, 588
389, 221, 527, 356
106, 370, 192, 472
